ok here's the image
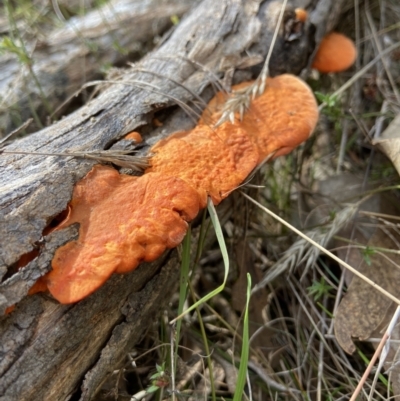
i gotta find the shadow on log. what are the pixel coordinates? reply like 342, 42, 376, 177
0, 0, 344, 399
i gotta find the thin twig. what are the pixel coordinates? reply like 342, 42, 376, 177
350, 306, 400, 401
0, 118, 33, 145
215, 0, 289, 126
241, 192, 400, 306
0, 149, 149, 171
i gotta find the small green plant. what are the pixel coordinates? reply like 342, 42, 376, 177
315, 91, 339, 109
362, 246, 375, 266
315, 91, 344, 133
147, 363, 170, 394
0, 36, 31, 65
170, 15, 180, 25
307, 276, 334, 301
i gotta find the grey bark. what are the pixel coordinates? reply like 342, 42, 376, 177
0, 0, 196, 136
0, 0, 343, 399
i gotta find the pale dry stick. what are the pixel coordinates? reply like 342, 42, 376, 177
0, 118, 32, 144
130, 389, 147, 401
314, 263, 338, 291
246, 360, 302, 395
325, 334, 400, 345
255, 0, 289, 96
331, 240, 400, 257
388, 345, 400, 400
317, 297, 328, 401
369, 305, 400, 401
374, 100, 389, 141
348, 305, 400, 401
257, 202, 359, 286
215, 0, 288, 126
241, 192, 400, 306
336, 116, 350, 173
130, 343, 209, 365
52, 0, 66, 21
318, 41, 400, 112
360, 22, 400, 44
170, 323, 177, 401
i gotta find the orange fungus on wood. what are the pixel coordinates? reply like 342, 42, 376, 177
124, 131, 143, 143
28, 277, 48, 295
200, 74, 319, 163
43, 74, 319, 305
147, 122, 259, 207
312, 32, 357, 73
294, 8, 308, 23
45, 165, 201, 304
241, 75, 318, 161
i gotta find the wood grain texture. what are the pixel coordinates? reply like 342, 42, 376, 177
0, 0, 343, 399
0, 0, 195, 135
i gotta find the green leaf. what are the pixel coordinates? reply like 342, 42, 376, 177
146, 385, 159, 394
233, 273, 251, 401
170, 15, 180, 25
307, 277, 333, 301
170, 198, 229, 322
362, 246, 375, 266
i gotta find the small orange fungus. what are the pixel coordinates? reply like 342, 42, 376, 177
5, 305, 15, 315
147, 122, 259, 207
201, 74, 319, 162
124, 131, 143, 143
312, 32, 357, 73
294, 8, 308, 23
28, 277, 48, 295
45, 165, 201, 304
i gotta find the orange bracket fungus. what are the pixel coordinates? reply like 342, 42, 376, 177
36, 73, 318, 305
200, 74, 319, 163
44, 165, 201, 304
146, 122, 259, 207
312, 32, 357, 73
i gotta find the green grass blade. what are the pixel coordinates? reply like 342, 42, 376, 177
170, 197, 229, 324
233, 273, 251, 401
174, 226, 191, 362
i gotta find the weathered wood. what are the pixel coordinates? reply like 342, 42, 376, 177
0, 0, 343, 399
0, 0, 195, 136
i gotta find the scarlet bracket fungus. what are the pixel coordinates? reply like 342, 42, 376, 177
312, 32, 357, 73
147, 122, 259, 207
201, 74, 319, 163
41, 74, 318, 304
44, 165, 201, 304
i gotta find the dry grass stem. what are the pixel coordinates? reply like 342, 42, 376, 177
243, 192, 400, 306
215, 0, 289, 126
0, 149, 149, 171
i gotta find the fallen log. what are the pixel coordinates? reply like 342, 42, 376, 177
0, 0, 195, 136
0, 0, 344, 399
